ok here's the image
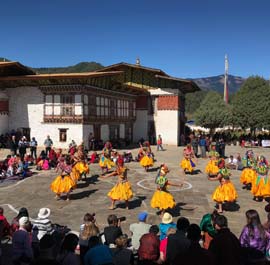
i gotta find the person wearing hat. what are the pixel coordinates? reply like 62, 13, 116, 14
12, 216, 33, 264
159, 212, 176, 240
180, 144, 196, 174
208, 158, 238, 213
205, 145, 220, 178
101, 161, 133, 210
33, 208, 54, 241
129, 212, 151, 251
151, 164, 183, 212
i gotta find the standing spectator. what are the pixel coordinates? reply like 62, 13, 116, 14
138, 225, 160, 265
12, 217, 33, 265
209, 215, 241, 265
166, 217, 190, 265
89, 133, 95, 151
239, 209, 270, 263
157, 135, 164, 151
199, 135, 207, 158
56, 233, 80, 265
129, 212, 151, 251
190, 134, 198, 158
30, 137, 38, 161
18, 136, 28, 160
44, 135, 53, 157
218, 139, 226, 158
103, 215, 123, 247
10, 135, 18, 155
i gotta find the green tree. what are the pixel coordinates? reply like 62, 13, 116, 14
194, 91, 231, 133
231, 76, 270, 132
185, 90, 208, 117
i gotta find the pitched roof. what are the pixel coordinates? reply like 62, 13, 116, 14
0, 61, 36, 76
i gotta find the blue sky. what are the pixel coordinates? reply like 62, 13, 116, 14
1, 0, 270, 78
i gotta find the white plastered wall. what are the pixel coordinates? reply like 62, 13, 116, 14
7, 86, 83, 148
133, 110, 148, 142
154, 110, 179, 145
0, 114, 9, 134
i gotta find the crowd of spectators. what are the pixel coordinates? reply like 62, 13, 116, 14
2, 206, 270, 265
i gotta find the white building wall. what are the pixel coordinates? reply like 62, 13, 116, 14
120, 124, 125, 138
82, 124, 94, 149
0, 114, 9, 134
154, 110, 179, 146
6, 86, 83, 148
133, 110, 148, 142
101, 125, 109, 141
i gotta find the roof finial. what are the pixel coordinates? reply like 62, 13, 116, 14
136, 57, 140, 66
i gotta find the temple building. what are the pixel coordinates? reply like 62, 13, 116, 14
0, 60, 200, 148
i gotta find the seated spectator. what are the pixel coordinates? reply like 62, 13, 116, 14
159, 212, 177, 240
129, 212, 151, 251
226, 155, 238, 170
123, 151, 133, 163
32, 208, 54, 241
12, 217, 33, 264
31, 234, 59, 265
166, 217, 191, 264
159, 227, 176, 263
103, 214, 123, 247
209, 215, 241, 265
239, 209, 270, 263
56, 233, 80, 265
84, 236, 113, 265
112, 235, 134, 265
199, 210, 219, 249
138, 225, 160, 265
0, 207, 10, 237
79, 215, 100, 264
11, 207, 31, 236
174, 224, 215, 265
89, 152, 99, 164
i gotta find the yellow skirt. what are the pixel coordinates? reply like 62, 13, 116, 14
251, 176, 270, 197
140, 156, 154, 167
108, 181, 133, 201
205, 160, 219, 175
240, 168, 256, 184
212, 181, 238, 203
150, 190, 176, 210
71, 167, 80, 182
50, 175, 76, 194
74, 162, 89, 175
180, 159, 195, 172
99, 157, 115, 169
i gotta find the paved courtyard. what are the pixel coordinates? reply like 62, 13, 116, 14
1, 145, 270, 263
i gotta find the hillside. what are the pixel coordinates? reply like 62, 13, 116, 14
191, 74, 245, 94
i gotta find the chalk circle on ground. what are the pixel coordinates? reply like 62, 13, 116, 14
137, 179, 192, 191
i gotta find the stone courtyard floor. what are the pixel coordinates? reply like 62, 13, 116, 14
1, 145, 270, 263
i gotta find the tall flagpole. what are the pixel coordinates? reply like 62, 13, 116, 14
224, 54, 229, 104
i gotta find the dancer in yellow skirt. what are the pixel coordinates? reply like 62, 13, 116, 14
99, 146, 115, 175
101, 161, 133, 210
139, 142, 154, 171
240, 150, 257, 190
151, 164, 182, 213
50, 157, 76, 201
208, 159, 238, 213
205, 145, 219, 177
251, 155, 270, 202
72, 144, 89, 181
180, 144, 196, 174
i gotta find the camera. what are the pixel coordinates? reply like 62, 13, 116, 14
118, 216, 126, 222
